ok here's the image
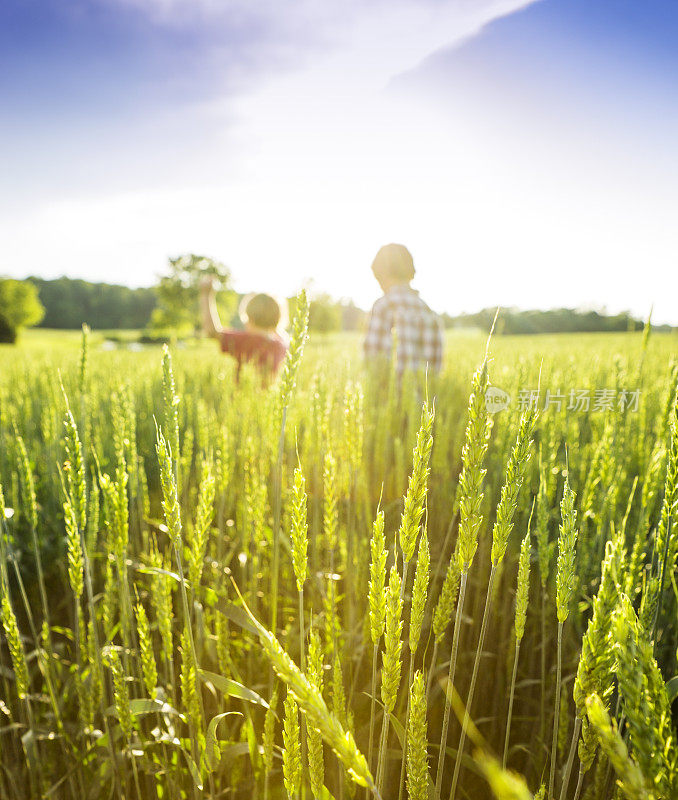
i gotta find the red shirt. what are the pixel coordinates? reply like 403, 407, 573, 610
219, 329, 288, 378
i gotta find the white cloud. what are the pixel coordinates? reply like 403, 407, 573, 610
102, 0, 539, 88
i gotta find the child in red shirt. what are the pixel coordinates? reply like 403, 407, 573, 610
200, 277, 288, 379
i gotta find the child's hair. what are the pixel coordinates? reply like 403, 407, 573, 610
239, 293, 285, 331
371, 243, 415, 283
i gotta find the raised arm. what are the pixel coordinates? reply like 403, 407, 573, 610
199, 276, 224, 339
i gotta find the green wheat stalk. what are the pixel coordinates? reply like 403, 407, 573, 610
549, 478, 578, 800
561, 532, 623, 800
503, 510, 533, 769
283, 689, 302, 800
271, 290, 310, 638
450, 406, 536, 800
306, 629, 325, 798
406, 670, 429, 800
367, 508, 387, 775
233, 582, 377, 796
435, 359, 492, 800
376, 566, 403, 794
398, 525, 430, 800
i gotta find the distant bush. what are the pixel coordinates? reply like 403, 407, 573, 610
0, 314, 17, 344
138, 334, 172, 345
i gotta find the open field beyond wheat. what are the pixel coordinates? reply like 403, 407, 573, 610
1, 317, 677, 800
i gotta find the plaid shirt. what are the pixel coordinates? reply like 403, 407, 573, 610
364, 285, 443, 373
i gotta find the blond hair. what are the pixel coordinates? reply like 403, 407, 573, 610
371, 243, 415, 284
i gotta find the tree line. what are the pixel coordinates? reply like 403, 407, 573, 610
0, 257, 671, 343
30, 276, 157, 330
441, 307, 671, 334
0, 254, 369, 341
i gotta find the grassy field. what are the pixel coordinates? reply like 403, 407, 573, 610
0, 316, 677, 800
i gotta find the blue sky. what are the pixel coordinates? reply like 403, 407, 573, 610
1, 0, 676, 323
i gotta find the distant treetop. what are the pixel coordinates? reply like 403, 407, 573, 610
0, 278, 45, 343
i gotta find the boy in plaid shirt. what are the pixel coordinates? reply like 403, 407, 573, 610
364, 243, 444, 374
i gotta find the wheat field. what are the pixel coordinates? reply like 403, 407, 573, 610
0, 303, 677, 800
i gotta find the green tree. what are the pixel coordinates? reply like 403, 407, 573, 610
0, 279, 45, 342
288, 292, 344, 333
151, 254, 234, 334
309, 294, 343, 332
